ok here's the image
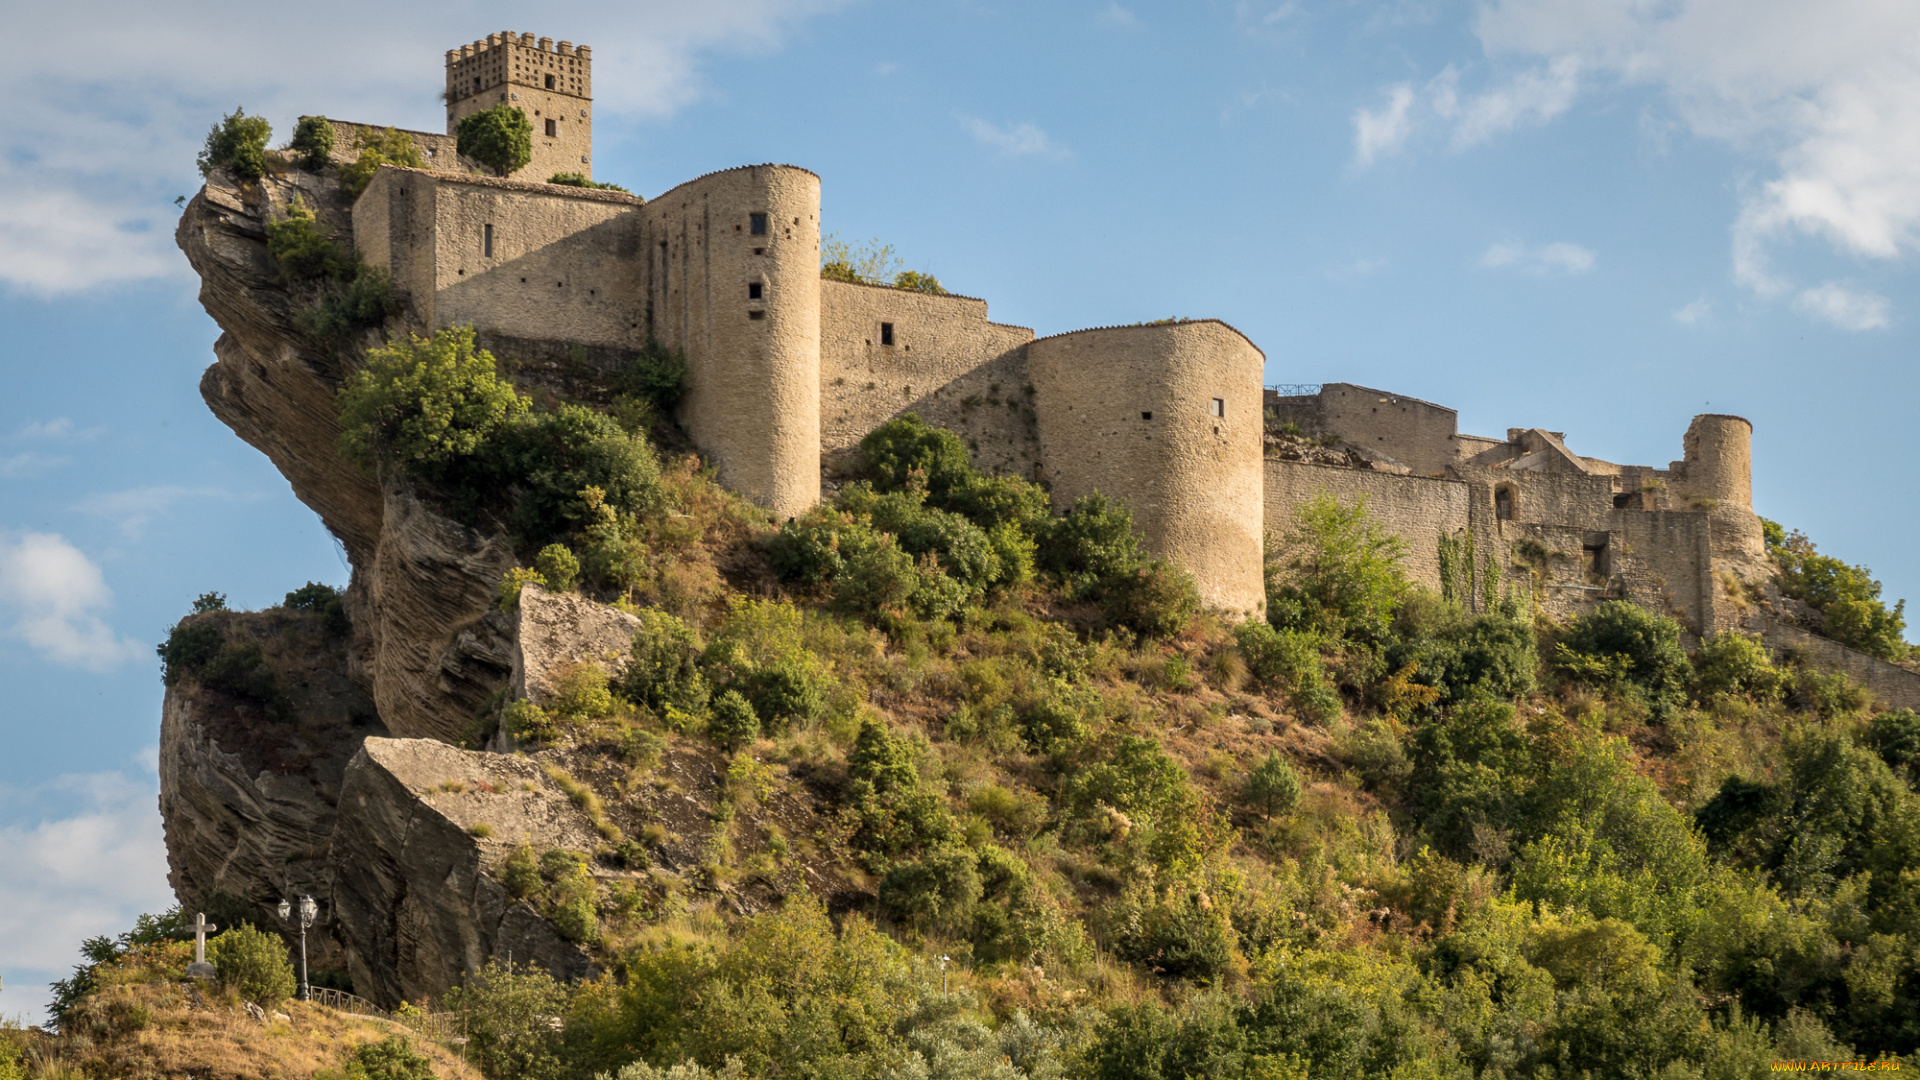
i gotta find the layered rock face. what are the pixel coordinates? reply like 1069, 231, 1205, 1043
177, 172, 516, 745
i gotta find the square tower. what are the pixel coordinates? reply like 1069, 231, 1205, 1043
444, 32, 593, 181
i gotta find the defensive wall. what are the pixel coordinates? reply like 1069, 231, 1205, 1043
818, 279, 1039, 479
1263, 461, 1471, 593
1030, 322, 1266, 615
1764, 623, 1920, 711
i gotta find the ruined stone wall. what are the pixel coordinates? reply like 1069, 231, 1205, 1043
1030, 322, 1266, 614
322, 120, 465, 172
819, 279, 1039, 478
354, 168, 645, 350
641, 165, 821, 517
1310, 383, 1462, 475
1262, 390, 1325, 435
1763, 622, 1920, 711
1263, 461, 1472, 591
1677, 414, 1766, 562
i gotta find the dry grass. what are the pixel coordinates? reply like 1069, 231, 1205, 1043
43, 980, 480, 1080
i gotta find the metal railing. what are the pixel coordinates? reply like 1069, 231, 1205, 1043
1264, 383, 1323, 397
309, 987, 464, 1043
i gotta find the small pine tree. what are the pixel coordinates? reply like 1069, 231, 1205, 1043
458, 105, 534, 177
708, 690, 761, 753
1244, 752, 1303, 819
535, 544, 579, 592
198, 108, 273, 180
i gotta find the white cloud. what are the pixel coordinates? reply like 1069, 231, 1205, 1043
1098, 4, 1140, 29
1480, 239, 1596, 275
1325, 256, 1389, 278
0, 1, 850, 299
73, 486, 231, 540
1467, 0, 1920, 316
1444, 55, 1581, 148
959, 116, 1069, 159
0, 532, 142, 670
0, 769, 173, 1021
1794, 282, 1890, 330
1672, 296, 1712, 324
1352, 84, 1417, 166
0, 453, 69, 479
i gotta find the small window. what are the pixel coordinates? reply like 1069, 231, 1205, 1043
747, 282, 763, 300
1141, 411, 1153, 421
545, 118, 557, 137
749, 213, 768, 236
749, 310, 766, 320
483, 223, 493, 257
1210, 398, 1225, 418
472, 76, 481, 93
880, 322, 895, 346
545, 74, 556, 89
1495, 485, 1515, 521
752, 247, 765, 256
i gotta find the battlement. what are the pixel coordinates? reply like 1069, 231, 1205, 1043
444, 31, 594, 181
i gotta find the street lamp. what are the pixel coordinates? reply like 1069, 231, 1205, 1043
277, 894, 319, 1001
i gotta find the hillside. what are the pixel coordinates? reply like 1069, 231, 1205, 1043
113, 136, 1920, 1080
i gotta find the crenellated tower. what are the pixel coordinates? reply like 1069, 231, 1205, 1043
444, 32, 594, 182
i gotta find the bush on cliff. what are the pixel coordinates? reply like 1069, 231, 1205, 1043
338, 326, 529, 481
290, 116, 335, 172
1766, 519, 1911, 661
458, 105, 533, 178
339, 127, 425, 201
198, 108, 272, 180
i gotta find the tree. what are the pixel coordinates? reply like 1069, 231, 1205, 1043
1267, 493, 1409, 646
458, 105, 534, 177
198, 108, 272, 180
289, 116, 335, 172
335, 326, 528, 478
707, 690, 761, 753
339, 127, 425, 201
1244, 752, 1303, 819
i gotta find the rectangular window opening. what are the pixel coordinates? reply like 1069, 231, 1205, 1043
749, 310, 766, 320
749, 213, 768, 236
544, 118, 557, 137
747, 282, 764, 300
880, 322, 895, 346
545, 74, 556, 89
1141, 411, 1153, 421
483, 223, 493, 257
1210, 398, 1225, 418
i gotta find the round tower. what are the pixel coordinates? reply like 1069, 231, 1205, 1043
1682, 414, 1753, 511
1028, 321, 1266, 616
641, 165, 822, 517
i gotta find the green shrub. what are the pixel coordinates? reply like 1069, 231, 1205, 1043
1266, 492, 1409, 646
328, 1034, 435, 1080
193, 591, 228, 613
493, 404, 665, 546
1768, 521, 1910, 661
457, 104, 534, 177
289, 116, 336, 172
617, 340, 689, 414
336, 326, 528, 479
1692, 632, 1785, 701
291, 267, 400, 355
1101, 561, 1199, 640
1018, 681, 1094, 755
283, 581, 349, 637
548, 664, 616, 724
1385, 597, 1536, 707
535, 544, 579, 592
892, 270, 948, 294
708, 690, 761, 752
207, 923, 296, 1007
737, 661, 823, 731
620, 609, 710, 713
444, 958, 571, 1080
157, 619, 225, 686
1108, 884, 1240, 983
846, 719, 957, 861
860, 413, 973, 498
1037, 493, 1145, 599
1865, 709, 1920, 786
502, 844, 541, 900
198, 108, 272, 180
1244, 752, 1303, 819
504, 699, 558, 744
1790, 665, 1871, 719
339, 126, 425, 201
1555, 600, 1690, 720
547, 172, 632, 193
1234, 622, 1338, 722
266, 198, 354, 283
878, 846, 983, 931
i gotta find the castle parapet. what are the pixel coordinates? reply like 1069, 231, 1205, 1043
1029, 321, 1266, 616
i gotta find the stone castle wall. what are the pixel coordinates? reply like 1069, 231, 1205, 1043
640, 165, 822, 517
444, 32, 593, 181
818, 279, 1040, 478
1764, 622, 1920, 710
1309, 384, 1464, 475
354, 168, 644, 350
1031, 322, 1266, 614
323, 120, 464, 172
1264, 461, 1472, 592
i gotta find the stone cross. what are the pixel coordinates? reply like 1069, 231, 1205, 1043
185, 912, 218, 979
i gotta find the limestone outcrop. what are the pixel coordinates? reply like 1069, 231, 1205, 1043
177, 173, 516, 744
511, 584, 640, 707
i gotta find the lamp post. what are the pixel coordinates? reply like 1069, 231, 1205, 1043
278, 895, 318, 1001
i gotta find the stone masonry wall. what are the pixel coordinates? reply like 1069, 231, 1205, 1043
354, 168, 645, 350
323, 120, 465, 172
819, 279, 1039, 479
1264, 460, 1472, 591
641, 165, 822, 517
1764, 622, 1920, 710
1031, 322, 1266, 614
1310, 383, 1463, 476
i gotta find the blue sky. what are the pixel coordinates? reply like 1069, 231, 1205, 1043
3, 0, 1917, 1019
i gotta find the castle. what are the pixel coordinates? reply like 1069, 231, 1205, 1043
319, 33, 1910, 696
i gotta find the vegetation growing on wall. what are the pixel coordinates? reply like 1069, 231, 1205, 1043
458, 105, 534, 177
548, 172, 633, 195
820, 234, 948, 293
340, 126, 426, 201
